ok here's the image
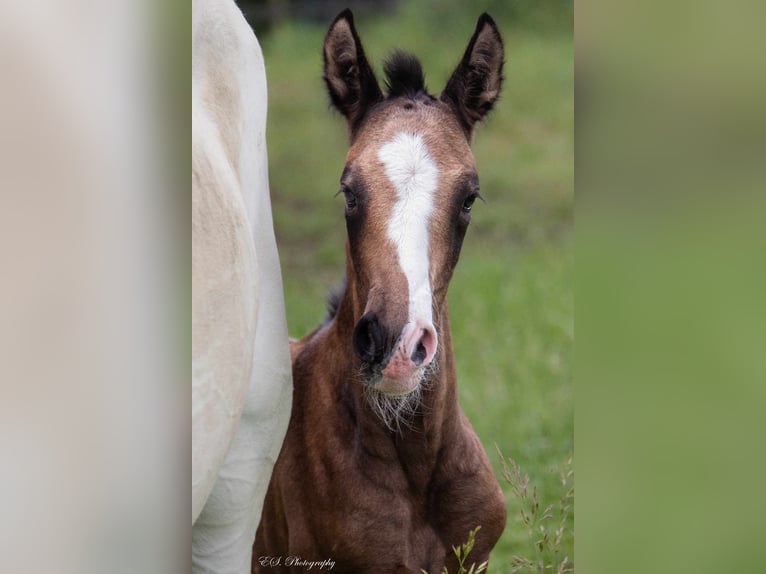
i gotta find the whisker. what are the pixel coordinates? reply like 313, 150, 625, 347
359, 364, 441, 434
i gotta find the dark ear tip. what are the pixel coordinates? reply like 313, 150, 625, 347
477, 12, 494, 25
476, 12, 502, 39
325, 9, 356, 47
332, 8, 354, 26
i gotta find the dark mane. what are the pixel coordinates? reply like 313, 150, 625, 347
324, 276, 347, 323
383, 51, 427, 98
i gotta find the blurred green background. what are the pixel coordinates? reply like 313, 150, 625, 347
575, 2, 766, 573
240, 1, 573, 570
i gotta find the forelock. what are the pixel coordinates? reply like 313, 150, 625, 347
383, 51, 427, 98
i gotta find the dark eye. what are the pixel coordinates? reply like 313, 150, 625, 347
462, 193, 478, 214
339, 185, 357, 210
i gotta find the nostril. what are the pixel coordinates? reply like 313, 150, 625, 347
411, 340, 427, 365
353, 312, 385, 365
410, 326, 437, 367
420, 326, 438, 366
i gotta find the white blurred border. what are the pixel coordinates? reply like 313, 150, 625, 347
0, 2, 185, 573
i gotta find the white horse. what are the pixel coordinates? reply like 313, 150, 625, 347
192, 0, 292, 572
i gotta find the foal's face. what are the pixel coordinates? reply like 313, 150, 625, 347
341, 102, 480, 394
323, 10, 504, 396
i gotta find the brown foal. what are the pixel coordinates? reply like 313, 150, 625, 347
254, 10, 507, 573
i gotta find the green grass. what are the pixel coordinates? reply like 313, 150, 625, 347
259, 2, 573, 570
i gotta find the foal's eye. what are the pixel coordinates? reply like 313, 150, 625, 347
339, 186, 357, 210
462, 194, 478, 214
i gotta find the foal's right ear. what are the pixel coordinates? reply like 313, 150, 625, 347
323, 9, 383, 135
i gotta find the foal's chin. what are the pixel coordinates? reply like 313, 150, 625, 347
372, 371, 424, 396
362, 370, 425, 431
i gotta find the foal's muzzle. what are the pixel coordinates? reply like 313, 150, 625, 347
352, 311, 438, 394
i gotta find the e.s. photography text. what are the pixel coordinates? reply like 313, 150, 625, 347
258, 555, 336, 570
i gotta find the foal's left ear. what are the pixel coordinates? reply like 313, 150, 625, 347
323, 9, 383, 136
441, 13, 505, 138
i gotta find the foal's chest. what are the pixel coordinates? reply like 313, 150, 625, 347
295, 442, 456, 572
311, 480, 448, 573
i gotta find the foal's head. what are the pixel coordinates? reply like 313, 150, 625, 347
323, 10, 504, 398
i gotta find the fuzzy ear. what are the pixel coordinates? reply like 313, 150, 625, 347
323, 9, 383, 135
441, 13, 505, 137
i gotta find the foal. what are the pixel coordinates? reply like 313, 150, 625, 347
254, 10, 506, 573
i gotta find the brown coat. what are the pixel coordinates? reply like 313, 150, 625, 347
253, 301, 506, 574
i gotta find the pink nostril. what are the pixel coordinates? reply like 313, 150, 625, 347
411, 325, 438, 367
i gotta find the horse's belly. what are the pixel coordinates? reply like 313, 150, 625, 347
191, 115, 259, 524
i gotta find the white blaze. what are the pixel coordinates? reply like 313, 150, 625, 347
378, 132, 438, 325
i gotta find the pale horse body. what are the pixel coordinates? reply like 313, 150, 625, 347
192, 0, 292, 572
